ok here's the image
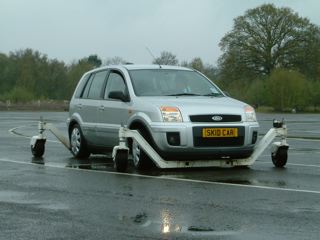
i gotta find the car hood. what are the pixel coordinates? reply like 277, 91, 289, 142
139, 96, 248, 119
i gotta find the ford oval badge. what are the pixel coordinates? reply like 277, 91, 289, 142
212, 116, 223, 121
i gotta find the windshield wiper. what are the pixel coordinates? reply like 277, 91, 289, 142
202, 93, 224, 97
166, 93, 201, 96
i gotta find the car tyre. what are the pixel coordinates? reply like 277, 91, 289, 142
132, 129, 154, 170
70, 124, 90, 159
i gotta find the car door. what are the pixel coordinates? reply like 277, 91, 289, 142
95, 70, 131, 148
80, 70, 108, 145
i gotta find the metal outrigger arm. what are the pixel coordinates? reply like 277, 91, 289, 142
112, 120, 289, 171
30, 117, 70, 158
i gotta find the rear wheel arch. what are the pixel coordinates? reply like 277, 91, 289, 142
68, 120, 78, 137
69, 122, 90, 158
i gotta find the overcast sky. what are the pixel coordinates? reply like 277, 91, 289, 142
1, 0, 320, 66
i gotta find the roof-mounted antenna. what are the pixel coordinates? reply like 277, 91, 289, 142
146, 46, 162, 68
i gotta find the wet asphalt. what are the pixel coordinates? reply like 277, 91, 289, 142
0, 111, 319, 239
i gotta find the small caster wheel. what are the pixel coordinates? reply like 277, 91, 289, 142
31, 139, 46, 158
114, 150, 128, 172
272, 146, 288, 168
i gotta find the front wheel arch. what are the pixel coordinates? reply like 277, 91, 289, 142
128, 121, 156, 169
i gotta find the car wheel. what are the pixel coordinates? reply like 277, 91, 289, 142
70, 124, 90, 159
132, 129, 153, 170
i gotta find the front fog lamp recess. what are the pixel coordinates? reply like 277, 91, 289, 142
160, 106, 182, 122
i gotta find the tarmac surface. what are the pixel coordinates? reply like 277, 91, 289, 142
0, 111, 319, 239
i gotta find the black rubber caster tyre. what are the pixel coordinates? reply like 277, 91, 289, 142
272, 146, 288, 168
114, 150, 128, 172
31, 139, 46, 158
70, 124, 90, 159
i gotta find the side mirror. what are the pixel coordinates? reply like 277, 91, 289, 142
108, 91, 130, 102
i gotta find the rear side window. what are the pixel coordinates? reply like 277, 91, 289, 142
86, 71, 108, 99
75, 74, 90, 98
81, 74, 94, 98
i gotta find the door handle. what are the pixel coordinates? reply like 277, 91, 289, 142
99, 105, 105, 111
77, 103, 82, 109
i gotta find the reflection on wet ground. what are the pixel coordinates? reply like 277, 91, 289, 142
3, 111, 320, 195
119, 208, 238, 236
30, 154, 296, 191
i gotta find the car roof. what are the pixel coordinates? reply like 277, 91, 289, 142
87, 64, 193, 74
123, 64, 192, 71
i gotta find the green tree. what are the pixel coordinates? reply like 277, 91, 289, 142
8, 49, 50, 98
0, 53, 15, 95
181, 57, 219, 83
153, 51, 178, 65
5, 49, 69, 100
266, 69, 309, 111
219, 4, 320, 80
87, 54, 102, 67
309, 80, 320, 110
44, 59, 68, 99
189, 57, 205, 72
66, 59, 93, 98
246, 78, 267, 107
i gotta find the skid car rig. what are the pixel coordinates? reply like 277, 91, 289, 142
30, 118, 289, 172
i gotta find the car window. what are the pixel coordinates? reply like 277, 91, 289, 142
75, 73, 90, 98
87, 70, 108, 99
129, 69, 222, 96
81, 74, 94, 98
104, 72, 126, 99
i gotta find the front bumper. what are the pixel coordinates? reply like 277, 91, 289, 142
148, 121, 259, 160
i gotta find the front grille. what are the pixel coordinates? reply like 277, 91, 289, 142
189, 114, 241, 123
193, 126, 245, 147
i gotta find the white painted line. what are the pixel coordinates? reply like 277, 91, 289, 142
288, 137, 320, 142
1, 157, 320, 195
8, 126, 61, 144
257, 161, 320, 168
260, 151, 320, 158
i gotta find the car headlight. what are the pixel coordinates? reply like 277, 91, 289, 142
160, 106, 182, 122
244, 105, 257, 122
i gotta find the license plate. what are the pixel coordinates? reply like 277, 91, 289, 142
202, 128, 238, 138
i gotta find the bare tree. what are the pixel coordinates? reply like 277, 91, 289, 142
153, 51, 178, 65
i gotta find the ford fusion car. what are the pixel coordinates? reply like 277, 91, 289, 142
68, 65, 259, 169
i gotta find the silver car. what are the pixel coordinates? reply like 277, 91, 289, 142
68, 65, 259, 169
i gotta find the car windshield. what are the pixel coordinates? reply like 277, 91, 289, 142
129, 69, 223, 97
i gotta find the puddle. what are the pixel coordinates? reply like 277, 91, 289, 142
132, 212, 148, 224
188, 226, 215, 232
215, 179, 287, 188
292, 207, 320, 214
218, 180, 252, 185
38, 203, 69, 211
0, 191, 69, 211
0, 190, 26, 203
120, 209, 240, 236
